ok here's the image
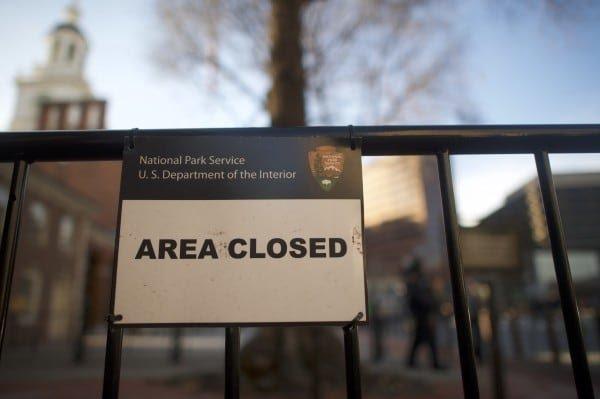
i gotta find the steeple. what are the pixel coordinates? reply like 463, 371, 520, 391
44, 2, 87, 77
64, 2, 80, 24
9, 2, 105, 131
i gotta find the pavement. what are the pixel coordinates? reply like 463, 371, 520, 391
1, 330, 599, 398
2, 361, 595, 398
0, 333, 225, 382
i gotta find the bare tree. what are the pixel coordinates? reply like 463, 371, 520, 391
154, 0, 467, 126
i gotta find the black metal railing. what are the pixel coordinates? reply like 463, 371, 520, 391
1, 125, 599, 399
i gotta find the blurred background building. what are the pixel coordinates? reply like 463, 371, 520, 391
0, 4, 119, 350
363, 156, 446, 304
9, 5, 105, 132
471, 173, 600, 305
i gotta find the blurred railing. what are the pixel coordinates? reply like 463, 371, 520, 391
1, 125, 599, 399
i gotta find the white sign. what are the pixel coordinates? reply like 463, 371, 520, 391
111, 136, 367, 325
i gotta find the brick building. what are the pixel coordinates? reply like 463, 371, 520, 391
0, 5, 119, 347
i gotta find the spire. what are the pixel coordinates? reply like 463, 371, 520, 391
64, 2, 80, 25
51, 1, 84, 37
44, 1, 87, 76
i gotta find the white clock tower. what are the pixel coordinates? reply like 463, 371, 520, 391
10, 3, 105, 131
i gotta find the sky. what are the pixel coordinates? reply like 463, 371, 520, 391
1, 0, 599, 225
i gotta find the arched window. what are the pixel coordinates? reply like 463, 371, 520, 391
52, 39, 61, 61
13, 268, 43, 326
58, 214, 75, 251
67, 43, 76, 62
30, 202, 49, 246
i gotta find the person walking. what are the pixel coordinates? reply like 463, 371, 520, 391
405, 259, 443, 369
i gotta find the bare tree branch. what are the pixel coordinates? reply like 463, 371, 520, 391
153, 0, 469, 125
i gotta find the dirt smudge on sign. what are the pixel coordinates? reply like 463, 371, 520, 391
352, 226, 363, 255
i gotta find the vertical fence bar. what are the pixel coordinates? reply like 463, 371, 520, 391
509, 312, 524, 360
343, 322, 362, 399
0, 160, 29, 359
225, 327, 240, 399
102, 324, 123, 399
436, 151, 480, 399
311, 328, 322, 399
171, 327, 182, 364
487, 282, 505, 399
534, 151, 594, 398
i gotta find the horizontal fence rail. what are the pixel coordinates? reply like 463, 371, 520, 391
1, 124, 600, 161
1, 125, 598, 399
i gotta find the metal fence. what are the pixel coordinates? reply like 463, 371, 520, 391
1, 125, 599, 399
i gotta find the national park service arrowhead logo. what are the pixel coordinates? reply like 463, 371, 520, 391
308, 146, 345, 192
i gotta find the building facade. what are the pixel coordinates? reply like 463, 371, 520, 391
477, 172, 600, 305
10, 5, 105, 132
1, 5, 118, 347
363, 156, 446, 282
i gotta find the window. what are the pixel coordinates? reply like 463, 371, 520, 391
66, 104, 81, 129
51, 39, 61, 61
48, 278, 71, 339
45, 106, 61, 130
58, 214, 75, 251
0, 185, 7, 228
13, 268, 43, 326
30, 202, 49, 246
67, 43, 76, 61
85, 103, 103, 129
0, 185, 7, 217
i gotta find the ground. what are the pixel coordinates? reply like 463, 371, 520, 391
0, 362, 595, 398
0, 330, 597, 398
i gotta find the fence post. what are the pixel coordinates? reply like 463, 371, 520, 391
534, 151, 594, 398
171, 327, 182, 364
0, 160, 29, 359
311, 328, 322, 399
225, 327, 240, 399
102, 322, 123, 399
487, 282, 505, 399
437, 151, 480, 399
344, 314, 362, 399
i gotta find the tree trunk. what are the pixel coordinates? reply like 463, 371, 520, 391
268, 0, 306, 127
240, 4, 343, 397
266, 2, 308, 385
